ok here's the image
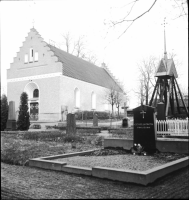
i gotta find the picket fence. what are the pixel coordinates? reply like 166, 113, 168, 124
156, 118, 189, 136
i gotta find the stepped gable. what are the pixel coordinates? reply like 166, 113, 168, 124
48, 44, 123, 92
155, 58, 178, 78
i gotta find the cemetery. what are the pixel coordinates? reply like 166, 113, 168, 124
28, 104, 189, 185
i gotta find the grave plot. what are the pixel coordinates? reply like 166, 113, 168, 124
53, 149, 187, 171
29, 148, 189, 186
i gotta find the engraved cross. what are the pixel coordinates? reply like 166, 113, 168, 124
140, 110, 146, 119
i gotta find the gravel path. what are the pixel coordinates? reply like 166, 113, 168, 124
55, 154, 169, 171
1, 162, 189, 199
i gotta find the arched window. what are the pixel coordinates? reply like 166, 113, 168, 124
33, 89, 39, 98
91, 92, 96, 110
74, 88, 80, 108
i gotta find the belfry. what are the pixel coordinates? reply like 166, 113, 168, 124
149, 18, 188, 119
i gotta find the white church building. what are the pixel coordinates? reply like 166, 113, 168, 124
7, 28, 124, 121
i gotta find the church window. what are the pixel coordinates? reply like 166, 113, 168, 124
24, 54, 28, 63
74, 88, 80, 108
33, 89, 39, 98
30, 48, 34, 62
91, 92, 96, 110
35, 52, 38, 62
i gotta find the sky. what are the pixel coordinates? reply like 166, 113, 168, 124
0, 0, 188, 108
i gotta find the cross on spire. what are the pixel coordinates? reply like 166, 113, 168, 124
161, 18, 168, 60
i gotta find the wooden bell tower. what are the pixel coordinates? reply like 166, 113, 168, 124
149, 19, 188, 118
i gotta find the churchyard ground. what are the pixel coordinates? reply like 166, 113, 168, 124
1, 130, 189, 199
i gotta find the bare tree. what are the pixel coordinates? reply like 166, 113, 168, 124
61, 32, 76, 54
75, 35, 86, 58
134, 56, 158, 105
105, 87, 117, 116
106, 0, 188, 38
115, 91, 124, 118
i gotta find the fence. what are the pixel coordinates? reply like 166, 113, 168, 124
156, 118, 188, 136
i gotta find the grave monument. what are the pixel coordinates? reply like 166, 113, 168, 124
93, 113, 98, 127
66, 113, 76, 135
6, 101, 17, 131
122, 102, 129, 127
133, 105, 157, 153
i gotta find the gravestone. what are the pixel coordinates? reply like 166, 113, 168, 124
133, 105, 157, 153
66, 113, 76, 135
157, 102, 166, 120
122, 118, 128, 128
61, 105, 68, 121
6, 101, 16, 131
93, 113, 98, 126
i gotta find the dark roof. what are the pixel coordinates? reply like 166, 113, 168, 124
155, 58, 178, 78
48, 44, 123, 92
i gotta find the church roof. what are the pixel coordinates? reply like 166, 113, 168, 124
48, 44, 123, 92
155, 58, 178, 78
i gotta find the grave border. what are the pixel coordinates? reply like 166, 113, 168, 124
29, 149, 189, 186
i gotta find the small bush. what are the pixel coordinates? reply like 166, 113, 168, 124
22, 131, 65, 141
63, 134, 83, 143
94, 136, 103, 146
75, 111, 110, 120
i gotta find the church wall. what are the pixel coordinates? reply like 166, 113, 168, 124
7, 76, 61, 122
59, 75, 111, 113
36, 77, 60, 121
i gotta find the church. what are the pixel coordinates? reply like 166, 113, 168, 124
7, 28, 124, 121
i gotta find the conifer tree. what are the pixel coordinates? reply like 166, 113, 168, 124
1, 94, 9, 131
17, 92, 30, 130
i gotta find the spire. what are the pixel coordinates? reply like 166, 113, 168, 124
163, 18, 168, 60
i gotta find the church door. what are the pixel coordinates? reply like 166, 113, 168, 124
30, 102, 39, 121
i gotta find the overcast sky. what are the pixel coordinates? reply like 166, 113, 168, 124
1, 0, 188, 108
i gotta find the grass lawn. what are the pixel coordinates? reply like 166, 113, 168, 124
1, 130, 103, 166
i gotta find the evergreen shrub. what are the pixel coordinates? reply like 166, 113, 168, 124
1, 94, 9, 131
17, 92, 30, 130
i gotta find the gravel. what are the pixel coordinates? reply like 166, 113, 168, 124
55, 153, 186, 171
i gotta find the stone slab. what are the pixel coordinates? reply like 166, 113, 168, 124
62, 165, 92, 176
38, 150, 97, 160
144, 157, 189, 184
92, 157, 189, 185
29, 159, 67, 171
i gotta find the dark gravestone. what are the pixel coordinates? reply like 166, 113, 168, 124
66, 113, 76, 135
157, 102, 166, 120
122, 118, 128, 128
93, 114, 98, 127
133, 105, 157, 153
6, 101, 16, 131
